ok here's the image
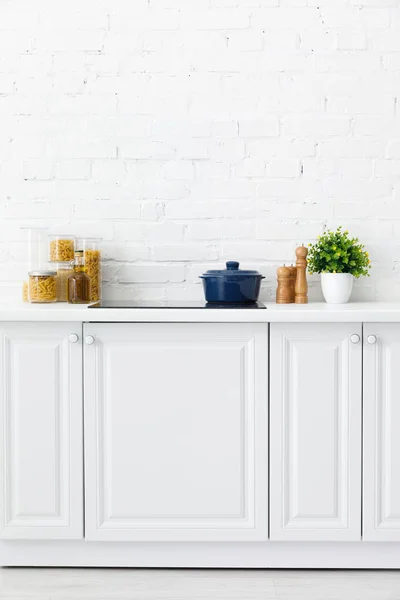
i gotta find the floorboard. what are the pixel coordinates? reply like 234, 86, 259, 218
1, 568, 399, 599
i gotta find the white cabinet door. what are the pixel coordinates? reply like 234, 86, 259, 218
0, 322, 83, 540
270, 323, 362, 542
84, 323, 268, 542
363, 324, 400, 541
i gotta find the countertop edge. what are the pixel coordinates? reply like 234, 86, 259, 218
1, 302, 400, 322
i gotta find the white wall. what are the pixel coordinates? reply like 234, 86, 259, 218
0, 0, 399, 303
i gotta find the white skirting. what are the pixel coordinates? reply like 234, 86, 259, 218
1, 541, 400, 569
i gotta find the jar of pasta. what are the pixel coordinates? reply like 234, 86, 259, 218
28, 271, 57, 303
76, 238, 102, 302
55, 263, 73, 302
21, 227, 49, 302
22, 281, 28, 302
49, 235, 75, 263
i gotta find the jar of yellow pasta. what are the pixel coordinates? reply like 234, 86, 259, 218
49, 235, 75, 262
22, 281, 28, 302
28, 271, 57, 303
76, 238, 102, 303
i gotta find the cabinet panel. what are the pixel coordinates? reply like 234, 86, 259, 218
84, 323, 268, 542
270, 323, 362, 542
0, 323, 83, 540
363, 324, 400, 541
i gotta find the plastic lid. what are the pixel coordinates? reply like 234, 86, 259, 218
49, 260, 73, 264
49, 234, 75, 238
200, 261, 263, 278
20, 226, 49, 230
28, 270, 56, 276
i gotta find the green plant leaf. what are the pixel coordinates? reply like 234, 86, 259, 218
307, 227, 371, 278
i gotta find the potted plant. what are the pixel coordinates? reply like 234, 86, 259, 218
308, 227, 371, 304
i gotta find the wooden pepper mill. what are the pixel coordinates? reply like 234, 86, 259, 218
288, 265, 297, 303
295, 245, 308, 304
276, 265, 292, 304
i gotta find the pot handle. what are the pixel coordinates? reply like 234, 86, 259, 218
226, 261, 240, 270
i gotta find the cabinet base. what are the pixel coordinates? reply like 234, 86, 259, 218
2, 541, 400, 569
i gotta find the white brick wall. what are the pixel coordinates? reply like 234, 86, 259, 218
1, 0, 400, 303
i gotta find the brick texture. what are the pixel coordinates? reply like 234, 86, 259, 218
1, 0, 400, 302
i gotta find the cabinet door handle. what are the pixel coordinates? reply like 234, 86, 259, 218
350, 334, 360, 344
69, 333, 79, 343
367, 335, 377, 345
85, 335, 95, 345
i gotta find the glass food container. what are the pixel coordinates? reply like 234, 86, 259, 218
55, 263, 73, 302
28, 270, 57, 303
68, 251, 91, 304
21, 227, 49, 302
22, 281, 28, 302
76, 238, 102, 302
49, 235, 75, 263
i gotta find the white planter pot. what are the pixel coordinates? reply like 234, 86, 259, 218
321, 273, 354, 304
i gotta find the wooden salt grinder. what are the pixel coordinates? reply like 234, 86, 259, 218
294, 245, 308, 304
276, 265, 292, 304
288, 265, 297, 303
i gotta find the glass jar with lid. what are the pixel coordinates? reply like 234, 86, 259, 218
49, 234, 75, 263
22, 281, 28, 302
21, 227, 49, 302
76, 238, 102, 302
68, 251, 91, 304
28, 270, 57, 303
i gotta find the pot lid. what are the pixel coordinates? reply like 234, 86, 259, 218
28, 270, 57, 276
200, 261, 264, 278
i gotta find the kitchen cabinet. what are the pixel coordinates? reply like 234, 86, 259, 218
269, 323, 362, 542
363, 324, 400, 541
3, 307, 400, 568
83, 322, 268, 542
0, 322, 83, 540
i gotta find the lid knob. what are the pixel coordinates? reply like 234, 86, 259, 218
226, 261, 240, 271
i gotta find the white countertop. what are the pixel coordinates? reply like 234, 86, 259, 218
2, 302, 400, 322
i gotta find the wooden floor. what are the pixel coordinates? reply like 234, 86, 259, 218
0, 568, 400, 599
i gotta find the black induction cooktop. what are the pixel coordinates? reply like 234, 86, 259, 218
88, 300, 266, 309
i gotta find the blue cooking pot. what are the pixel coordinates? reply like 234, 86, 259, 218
200, 261, 264, 304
